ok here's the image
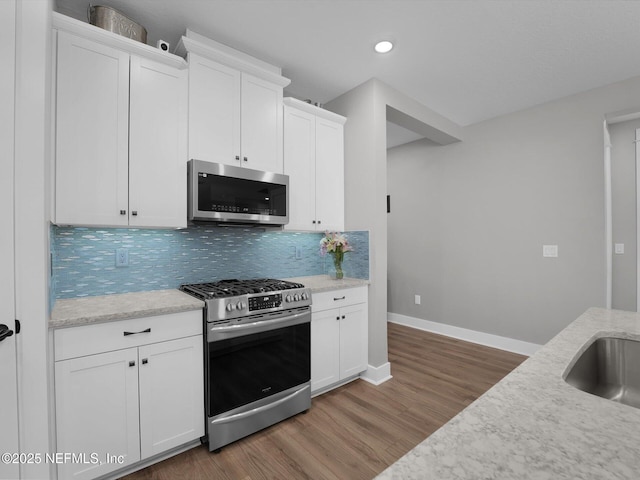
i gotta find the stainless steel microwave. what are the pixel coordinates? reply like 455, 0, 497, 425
187, 160, 289, 226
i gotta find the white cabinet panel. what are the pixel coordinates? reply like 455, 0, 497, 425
129, 56, 188, 228
311, 287, 368, 395
55, 31, 129, 226
339, 303, 368, 379
55, 348, 141, 480
314, 117, 345, 232
139, 335, 204, 459
283, 98, 345, 231
283, 106, 316, 231
241, 73, 283, 173
310, 309, 340, 392
187, 54, 241, 166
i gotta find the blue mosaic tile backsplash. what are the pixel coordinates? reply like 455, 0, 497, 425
51, 225, 369, 299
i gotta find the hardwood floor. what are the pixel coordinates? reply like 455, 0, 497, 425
121, 323, 526, 480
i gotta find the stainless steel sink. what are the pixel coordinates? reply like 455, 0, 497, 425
565, 337, 640, 409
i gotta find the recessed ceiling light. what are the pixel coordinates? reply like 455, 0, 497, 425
374, 40, 394, 54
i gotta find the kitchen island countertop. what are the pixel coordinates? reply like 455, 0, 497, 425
50, 289, 204, 329
377, 307, 640, 479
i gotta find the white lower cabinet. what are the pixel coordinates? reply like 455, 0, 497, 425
311, 286, 368, 394
54, 311, 203, 480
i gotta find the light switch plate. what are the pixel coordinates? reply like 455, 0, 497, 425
615, 243, 625, 255
543, 245, 558, 258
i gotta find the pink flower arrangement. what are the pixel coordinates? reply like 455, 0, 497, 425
320, 232, 353, 279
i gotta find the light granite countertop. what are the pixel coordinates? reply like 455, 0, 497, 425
377, 307, 640, 480
49, 276, 368, 329
50, 289, 204, 329
286, 275, 369, 292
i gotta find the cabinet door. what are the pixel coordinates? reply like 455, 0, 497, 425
55, 348, 141, 480
311, 308, 341, 393
188, 54, 241, 166
241, 73, 283, 173
339, 303, 368, 380
283, 105, 316, 231
55, 31, 129, 226
129, 56, 188, 228
138, 336, 204, 459
314, 117, 344, 231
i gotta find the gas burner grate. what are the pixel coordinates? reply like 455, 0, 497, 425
180, 278, 305, 299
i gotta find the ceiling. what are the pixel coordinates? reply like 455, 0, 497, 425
56, 0, 640, 147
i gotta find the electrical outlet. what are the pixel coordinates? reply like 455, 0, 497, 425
615, 243, 625, 255
542, 245, 558, 258
115, 248, 129, 267
415, 295, 421, 305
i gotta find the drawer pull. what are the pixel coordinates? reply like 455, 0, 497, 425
123, 328, 151, 336
142, 358, 148, 365
341, 315, 345, 319
129, 361, 135, 367
336, 316, 340, 320
333, 296, 345, 301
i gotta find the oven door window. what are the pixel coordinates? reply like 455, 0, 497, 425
208, 322, 310, 416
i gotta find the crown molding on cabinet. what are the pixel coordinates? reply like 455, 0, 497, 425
284, 97, 347, 125
175, 29, 291, 88
52, 12, 188, 70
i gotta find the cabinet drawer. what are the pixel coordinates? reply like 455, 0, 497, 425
311, 286, 368, 313
54, 310, 202, 361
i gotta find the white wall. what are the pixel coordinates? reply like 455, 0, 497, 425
388, 75, 640, 345
326, 79, 462, 371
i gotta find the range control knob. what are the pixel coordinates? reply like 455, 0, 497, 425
301, 292, 308, 300
236, 301, 246, 310
294, 294, 300, 302
226, 303, 233, 312
285, 295, 292, 303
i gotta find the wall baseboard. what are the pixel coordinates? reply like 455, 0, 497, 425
387, 312, 540, 357
360, 362, 392, 385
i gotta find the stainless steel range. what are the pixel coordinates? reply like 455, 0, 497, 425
180, 278, 312, 452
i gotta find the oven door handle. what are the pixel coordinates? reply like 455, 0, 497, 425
210, 384, 310, 426
208, 309, 310, 341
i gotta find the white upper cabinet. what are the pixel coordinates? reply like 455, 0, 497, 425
188, 55, 241, 167
129, 57, 187, 228
177, 31, 290, 173
53, 14, 188, 228
283, 106, 316, 231
55, 31, 130, 227
240, 73, 284, 172
283, 98, 346, 231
